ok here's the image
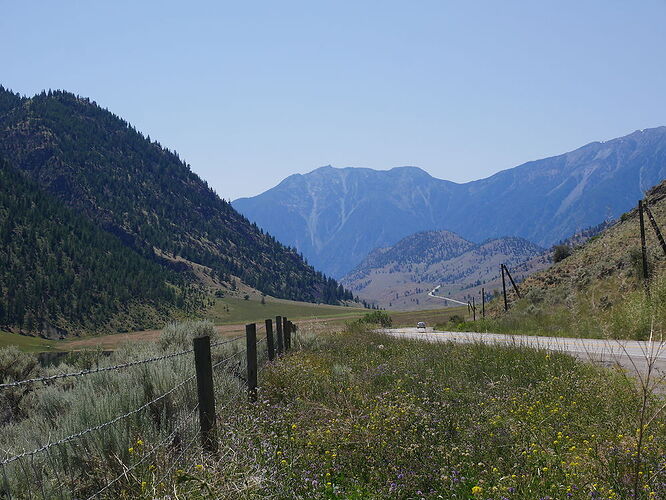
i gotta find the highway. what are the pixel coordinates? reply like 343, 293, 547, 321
427, 285, 468, 306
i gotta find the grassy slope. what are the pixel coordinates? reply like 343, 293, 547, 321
0, 331, 59, 352
453, 182, 666, 339
0, 295, 367, 351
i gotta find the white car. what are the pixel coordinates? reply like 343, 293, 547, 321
416, 321, 426, 329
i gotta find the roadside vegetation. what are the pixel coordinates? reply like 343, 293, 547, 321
2, 317, 665, 498
0, 321, 251, 499
445, 268, 666, 341
160, 324, 664, 499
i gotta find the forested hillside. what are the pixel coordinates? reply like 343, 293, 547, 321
0, 86, 353, 335
0, 159, 199, 335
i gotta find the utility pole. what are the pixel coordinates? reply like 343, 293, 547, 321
639, 200, 650, 294
501, 264, 508, 312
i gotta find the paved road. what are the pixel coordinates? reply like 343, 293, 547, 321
427, 285, 468, 306
383, 328, 666, 386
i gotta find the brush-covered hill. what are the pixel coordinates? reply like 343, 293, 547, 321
341, 230, 546, 310
480, 180, 666, 339
0, 86, 353, 335
515, 180, 666, 305
234, 128, 666, 278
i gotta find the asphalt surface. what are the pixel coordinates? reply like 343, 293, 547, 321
383, 328, 666, 387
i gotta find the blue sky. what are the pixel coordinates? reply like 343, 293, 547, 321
3, 1, 666, 199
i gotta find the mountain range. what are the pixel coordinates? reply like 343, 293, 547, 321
233, 128, 666, 278
341, 231, 547, 310
0, 87, 353, 336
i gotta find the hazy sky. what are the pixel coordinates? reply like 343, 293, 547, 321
3, 1, 666, 199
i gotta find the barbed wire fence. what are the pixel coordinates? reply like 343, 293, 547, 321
0, 316, 297, 499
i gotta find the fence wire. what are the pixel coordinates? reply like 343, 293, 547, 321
212, 350, 245, 370
0, 321, 295, 498
1, 373, 196, 467
0, 347, 195, 389
85, 402, 200, 500
210, 335, 244, 348
1, 336, 246, 390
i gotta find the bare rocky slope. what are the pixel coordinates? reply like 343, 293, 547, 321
341, 231, 546, 310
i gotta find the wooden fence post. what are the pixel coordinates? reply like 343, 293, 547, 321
639, 200, 650, 293
193, 336, 217, 453
472, 297, 476, 321
265, 319, 275, 361
501, 264, 508, 312
481, 287, 485, 319
246, 323, 258, 402
283, 316, 290, 351
275, 316, 284, 355
289, 321, 295, 346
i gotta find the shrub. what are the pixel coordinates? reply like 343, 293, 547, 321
552, 244, 572, 263
359, 310, 393, 327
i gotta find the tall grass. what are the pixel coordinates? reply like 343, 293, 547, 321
0, 321, 247, 499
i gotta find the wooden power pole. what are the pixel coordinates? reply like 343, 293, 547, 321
639, 200, 650, 294
501, 264, 508, 312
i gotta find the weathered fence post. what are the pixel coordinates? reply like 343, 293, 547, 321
275, 316, 284, 355
501, 264, 508, 312
265, 319, 275, 361
481, 287, 485, 319
283, 316, 290, 351
639, 200, 650, 294
472, 297, 476, 321
193, 336, 217, 453
289, 321, 295, 347
246, 323, 258, 402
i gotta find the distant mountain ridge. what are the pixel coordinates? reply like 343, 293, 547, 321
341, 230, 546, 310
233, 128, 666, 277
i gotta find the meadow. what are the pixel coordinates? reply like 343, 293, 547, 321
206, 296, 367, 325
